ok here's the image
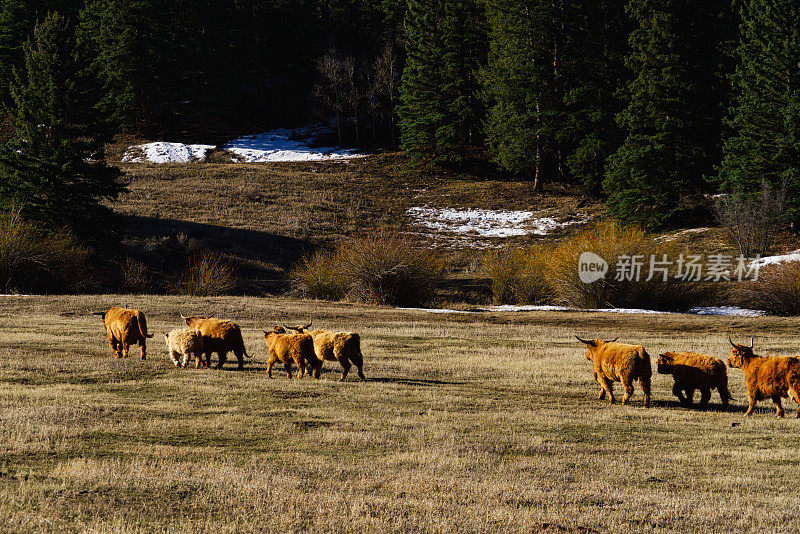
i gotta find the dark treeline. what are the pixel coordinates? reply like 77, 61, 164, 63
1, 0, 799, 235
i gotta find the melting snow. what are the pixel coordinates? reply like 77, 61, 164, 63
406, 206, 588, 244
751, 249, 800, 268
123, 123, 366, 164
122, 142, 215, 163
224, 125, 365, 162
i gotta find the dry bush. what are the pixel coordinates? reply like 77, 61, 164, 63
549, 221, 715, 311
174, 251, 237, 296
714, 179, 788, 257
0, 205, 88, 293
118, 257, 153, 294
482, 246, 555, 305
734, 261, 800, 316
291, 248, 348, 301
342, 231, 444, 307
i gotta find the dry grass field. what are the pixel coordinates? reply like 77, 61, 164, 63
2, 295, 800, 532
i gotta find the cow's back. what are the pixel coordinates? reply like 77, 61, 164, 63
194, 318, 243, 353
597, 342, 651, 380
105, 307, 140, 342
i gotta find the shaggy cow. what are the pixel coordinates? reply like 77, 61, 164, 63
727, 336, 800, 418
262, 326, 316, 379
285, 322, 365, 381
182, 315, 250, 370
93, 307, 153, 359
164, 328, 205, 368
657, 351, 730, 409
576, 336, 651, 407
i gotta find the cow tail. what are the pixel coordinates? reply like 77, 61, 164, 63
238, 327, 251, 358
640, 348, 653, 377
136, 311, 153, 338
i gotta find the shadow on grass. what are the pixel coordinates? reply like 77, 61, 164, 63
369, 376, 466, 387
118, 214, 312, 293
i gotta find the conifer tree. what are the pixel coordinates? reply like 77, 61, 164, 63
718, 0, 800, 217
399, 0, 485, 165
0, 12, 124, 245
482, 0, 560, 191
604, 0, 734, 229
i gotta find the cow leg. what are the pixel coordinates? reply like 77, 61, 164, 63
234, 349, 245, 370
600, 377, 615, 404
180, 352, 190, 368
194, 352, 204, 369
621, 377, 635, 405
598, 388, 606, 400
699, 387, 711, 408
170, 350, 180, 367
266, 353, 278, 378
313, 361, 322, 379
108, 335, 121, 357
673, 384, 688, 406
745, 391, 757, 416
640, 376, 651, 408
285, 359, 293, 379
139, 340, 147, 360
338, 356, 351, 382
350, 352, 366, 381
772, 396, 784, 418
204, 352, 212, 368
296, 357, 305, 379
216, 351, 227, 370
685, 388, 696, 407
121, 342, 129, 359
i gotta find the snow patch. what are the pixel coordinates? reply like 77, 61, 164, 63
687, 306, 766, 317
751, 250, 800, 268
224, 125, 365, 162
123, 142, 216, 163
406, 206, 588, 244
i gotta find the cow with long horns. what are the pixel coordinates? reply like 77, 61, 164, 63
576, 336, 651, 407
727, 335, 800, 417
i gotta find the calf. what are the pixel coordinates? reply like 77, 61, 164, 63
263, 326, 317, 379
657, 351, 729, 409
576, 336, 651, 407
164, 329, 205, 368
727, 336, 800, 417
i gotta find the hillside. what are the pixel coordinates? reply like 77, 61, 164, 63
112, 152, 608, 297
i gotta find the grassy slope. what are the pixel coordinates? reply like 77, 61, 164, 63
113, 154, 602, 296
2, 295, 799, 532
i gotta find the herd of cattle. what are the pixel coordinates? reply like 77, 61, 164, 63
93, 307, 365, 381
93, 306, 800, 417
576, 336, 800, 418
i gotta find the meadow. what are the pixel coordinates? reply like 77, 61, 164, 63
1, 295, 799, 533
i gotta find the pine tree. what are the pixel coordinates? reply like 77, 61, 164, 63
603, 0, 734, 229
561, 0, 629, 195
718, 0, 800, 217
0, 12, 124, 245
482, 0, 564, 191
398, 0, 485, 165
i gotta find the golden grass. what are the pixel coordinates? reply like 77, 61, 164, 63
1, 295, 799, 532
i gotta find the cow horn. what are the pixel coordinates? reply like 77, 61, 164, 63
91, 311, 104, 315
728, 333, 738, 348
749, 336, 754, 349
180, 313, 187, 319
604, 337, 619, 343
303, 321, 312, 329
575, 335, 592, 344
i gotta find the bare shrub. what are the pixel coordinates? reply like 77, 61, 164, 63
290, 248, 348, 301
342, 231, 444, 307
734, 261, 800, 316
483, 246, 555, 305
118, 257, 153, 294
0, 204, 88, 293
549, 221, 715, 311
714, 179, 788, 257
175, 251, 237, 296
